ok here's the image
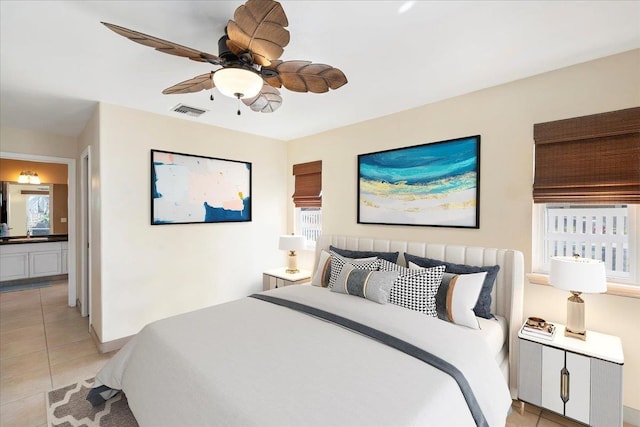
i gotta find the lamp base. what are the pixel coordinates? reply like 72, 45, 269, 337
564, 327, 587, 340
286, 251, 299, 274
565, 291, 587, 340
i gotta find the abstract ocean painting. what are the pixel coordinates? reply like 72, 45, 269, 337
151, 150, 251, 225
358, 136, 480, 228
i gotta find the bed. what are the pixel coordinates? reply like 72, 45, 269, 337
90, 235, 524, 426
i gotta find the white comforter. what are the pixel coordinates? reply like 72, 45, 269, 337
95, 285, 511, 426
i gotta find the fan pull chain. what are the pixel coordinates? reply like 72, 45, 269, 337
210, 72, 214, 101
235, 93, 242, 115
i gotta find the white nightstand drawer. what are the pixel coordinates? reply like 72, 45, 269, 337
541, 345, 565, 415
263, 268, 311, 291
518, 323, 623, 427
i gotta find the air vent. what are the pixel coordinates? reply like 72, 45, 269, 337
171, 104, 208, 117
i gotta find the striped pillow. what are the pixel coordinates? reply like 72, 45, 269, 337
331, 263, 398, 304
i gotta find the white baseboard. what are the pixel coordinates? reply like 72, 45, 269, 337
625, 406, 640, 426
89, 324, 133, 354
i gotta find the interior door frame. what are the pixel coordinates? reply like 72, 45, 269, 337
80, 146, 92, 321
0, 151, 77, 307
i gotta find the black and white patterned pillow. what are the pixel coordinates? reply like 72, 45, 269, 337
379, 259, 446, 316
328, 251, 379, 289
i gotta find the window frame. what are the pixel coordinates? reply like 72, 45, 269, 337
294, 207, 322, 250
531, 107, 640, 298
532, 203, 639, 298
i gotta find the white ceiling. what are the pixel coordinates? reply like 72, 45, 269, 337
1, 1, 639, 141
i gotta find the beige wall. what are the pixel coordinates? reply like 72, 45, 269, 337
95, 103, 289, 342
0, 127, 78, 159
288, 49, 640, 411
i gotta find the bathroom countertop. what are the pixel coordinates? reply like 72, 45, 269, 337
0, 235, 68, 245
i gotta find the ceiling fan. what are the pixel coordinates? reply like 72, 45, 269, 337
102, 0, 347, 114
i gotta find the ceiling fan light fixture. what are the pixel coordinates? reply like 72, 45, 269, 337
103, 0, 347, 113
213, 68, 263, 99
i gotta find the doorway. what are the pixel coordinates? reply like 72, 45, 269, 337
0, 151, 77, 307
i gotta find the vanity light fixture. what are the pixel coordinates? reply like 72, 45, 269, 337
17, 170, 41, 185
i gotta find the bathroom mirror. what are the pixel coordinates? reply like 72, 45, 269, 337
0, 181, 68, 237
0, 158, 69, 238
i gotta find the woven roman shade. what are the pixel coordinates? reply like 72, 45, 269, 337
292, 160, 322, 208
533, 107, 640, 204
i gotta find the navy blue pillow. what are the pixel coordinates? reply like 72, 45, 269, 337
404, 253, 500, 319
329, 246, 399, 264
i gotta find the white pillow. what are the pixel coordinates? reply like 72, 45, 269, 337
436, 271, 486, 329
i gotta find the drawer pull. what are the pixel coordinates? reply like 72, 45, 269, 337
560, 367, 570, 403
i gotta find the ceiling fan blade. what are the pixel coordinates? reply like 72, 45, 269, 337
226, 0, 290, 66
264, 60, 348, 93
242, 84, 282, 113
102, 22, 222, 64
162, 73, 214, 95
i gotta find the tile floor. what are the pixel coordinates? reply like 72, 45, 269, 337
506, 401, 583, 427
0, 281, 633, 427
0, 281, 114, 427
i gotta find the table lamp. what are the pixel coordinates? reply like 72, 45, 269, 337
279, 234, 305, 273
549, 255, 607, 340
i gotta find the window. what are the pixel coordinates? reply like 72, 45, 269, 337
296, 208, 322, 246
27, 194, 50, 236
292, 161, 322, 247
533, 204, 637, 283
532, 107, 640, 287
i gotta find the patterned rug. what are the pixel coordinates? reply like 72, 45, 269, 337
47, 378, 138, 427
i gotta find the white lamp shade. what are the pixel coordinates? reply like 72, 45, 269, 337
213, 68, 263, 99
279, 235, 305, 251
549, 256, 607, 293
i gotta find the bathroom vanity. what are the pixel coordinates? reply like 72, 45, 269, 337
0, 235, 68, 282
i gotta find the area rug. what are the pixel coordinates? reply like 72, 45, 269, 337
47, 378, 138, 427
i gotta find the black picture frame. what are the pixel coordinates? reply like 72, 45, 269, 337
357, 135, 480, 228
151, 149, 252, 225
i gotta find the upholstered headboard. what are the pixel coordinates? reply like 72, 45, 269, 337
315, 234, 524, 399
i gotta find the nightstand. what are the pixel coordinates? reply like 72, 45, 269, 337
262, 268, 311, 291
518, 322, 624, 427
